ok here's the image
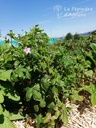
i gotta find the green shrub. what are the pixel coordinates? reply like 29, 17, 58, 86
0, 25, 96, 127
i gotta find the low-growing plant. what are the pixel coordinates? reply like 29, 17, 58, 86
81, 82, 96, 106
0, 25, 96, 127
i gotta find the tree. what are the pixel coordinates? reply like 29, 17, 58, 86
74, 33, 80, 40
65, 32, 73, 40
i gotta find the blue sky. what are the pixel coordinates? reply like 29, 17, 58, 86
0, 0, 96, 38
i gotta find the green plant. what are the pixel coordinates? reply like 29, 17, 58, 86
81, 83, 96, 106
0, 25, 96, 127
74, 33, 80, 40
65, 32, 73, 40
0, 75, 23, 128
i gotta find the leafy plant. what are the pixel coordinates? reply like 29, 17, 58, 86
82, 83, 96, 106
65, 32, 73, 40
0, 25, 96, 127
85, 43, 96, 68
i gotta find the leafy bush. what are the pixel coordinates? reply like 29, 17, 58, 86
0, 25, 96, 127
65, 32, 73, 40
73, 33, 80, 40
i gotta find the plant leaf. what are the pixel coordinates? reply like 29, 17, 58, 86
84, 70, 93, 78
39, 99, 46, 108
33, 90, 42, 101
0, 70, 12, 81
9, 112, 24, 121
34, 105, 39, 112
25, 87, 33, 101
0, 117, 15, 128
0, 93, 4, 103
60, 104, 68, 125
82, 83, 96, 94
0, 104, 3, 115
91, 93, 96, 106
